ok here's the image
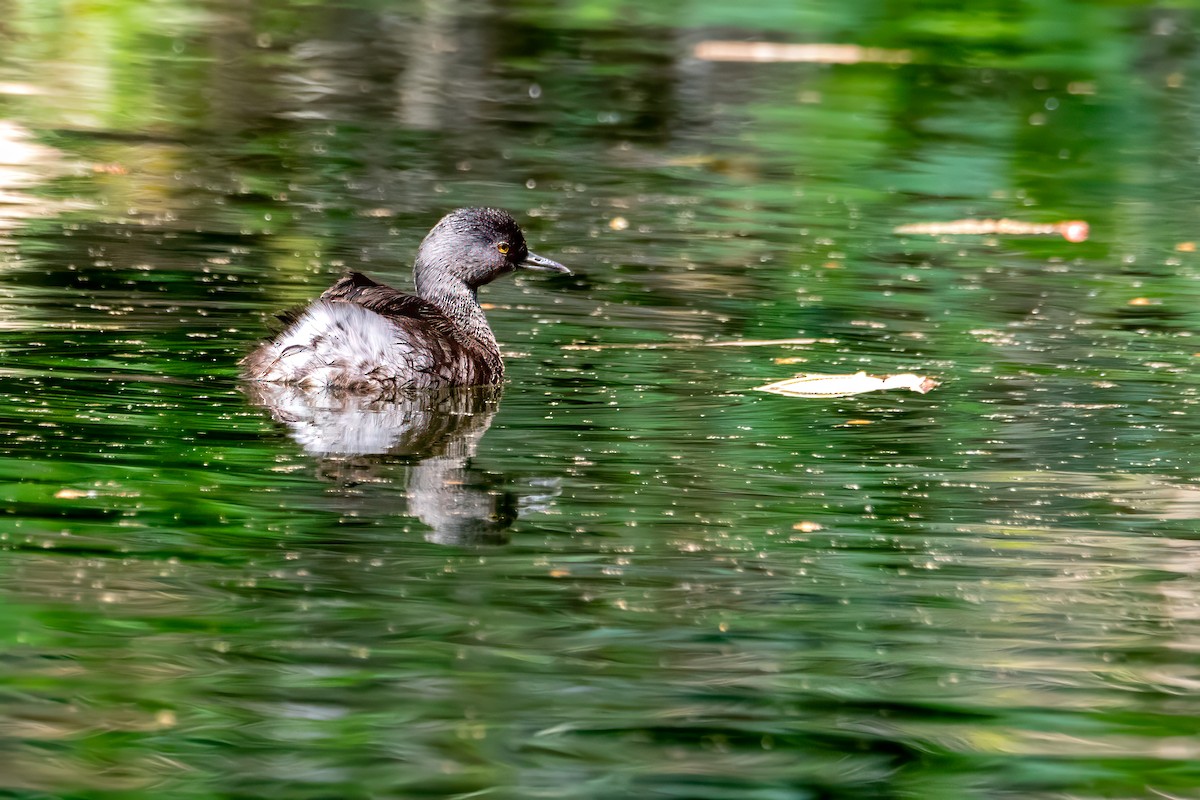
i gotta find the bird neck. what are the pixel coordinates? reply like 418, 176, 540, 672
415, 268, 500, 357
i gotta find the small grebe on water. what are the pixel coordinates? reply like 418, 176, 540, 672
241, 207, 569, 391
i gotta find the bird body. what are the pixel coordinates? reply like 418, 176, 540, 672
242, 208, 568, 391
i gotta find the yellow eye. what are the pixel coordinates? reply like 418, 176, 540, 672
497, 242, 510, 255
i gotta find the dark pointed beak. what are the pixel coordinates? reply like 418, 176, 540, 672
520, 251, 571, 275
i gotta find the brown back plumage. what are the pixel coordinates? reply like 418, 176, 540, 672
318, 272, 455, 334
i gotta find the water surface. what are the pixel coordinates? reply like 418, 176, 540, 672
1, 1, 1199, 797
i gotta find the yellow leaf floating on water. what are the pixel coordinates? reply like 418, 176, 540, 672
894, 218, 1088, 242
694, 41, 912, 65
563, 337, 832, 352
755, 371, 938, 398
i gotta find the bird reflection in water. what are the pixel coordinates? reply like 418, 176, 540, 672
245, 383, 543, 545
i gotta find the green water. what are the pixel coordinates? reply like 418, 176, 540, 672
2, 1, 1199, 798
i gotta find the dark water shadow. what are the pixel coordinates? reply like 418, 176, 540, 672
244, 382, 523, 545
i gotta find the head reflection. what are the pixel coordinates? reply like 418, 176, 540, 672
245, 384, 524, 545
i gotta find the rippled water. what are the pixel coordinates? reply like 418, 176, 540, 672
2, 1, 1200, 797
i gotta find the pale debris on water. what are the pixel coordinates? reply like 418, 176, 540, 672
894, 218, 1089, 242
756, 371, 939, 398
694, 41, 912, 65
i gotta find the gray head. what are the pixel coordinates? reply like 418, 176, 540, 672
414, 207, 569, 297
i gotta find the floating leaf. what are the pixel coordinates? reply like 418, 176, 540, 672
0, 82, 40, 96
694, 41, 912, 64
894, 218, 1088, 242
755, 372, 938, 398
564, 337, 834, 351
